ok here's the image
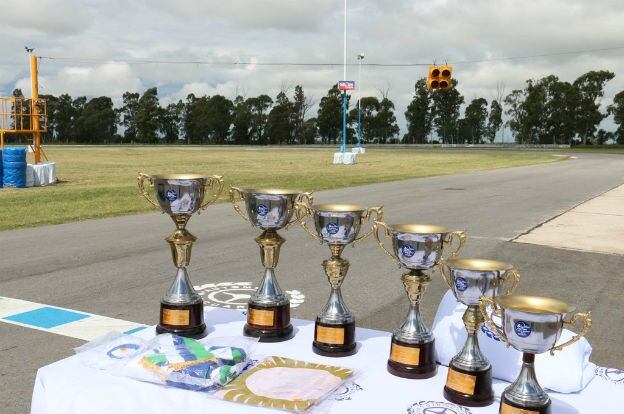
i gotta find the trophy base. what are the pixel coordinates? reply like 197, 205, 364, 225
386, 337, 437, 379
244, 302, 293, 342
500, 394, 551, 414
443, 364, 494, 407
157, 301, 206, 339
312, 319, 357, 357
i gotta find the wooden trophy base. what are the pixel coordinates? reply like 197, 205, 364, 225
498, 393, 552, 414
443, 364, 494, 407
500, 394, 551, 414
244, 302, 293, 342
156, 300, 206, 339
387, 336, 437, 379
312, 319, 357, 357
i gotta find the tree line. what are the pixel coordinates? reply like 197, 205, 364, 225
9, 69, 624, 145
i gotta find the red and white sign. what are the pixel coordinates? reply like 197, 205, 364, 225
338, 81, 356, 91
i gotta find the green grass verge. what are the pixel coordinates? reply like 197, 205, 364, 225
0, 147, 561, 231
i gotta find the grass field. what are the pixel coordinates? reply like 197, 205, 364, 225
0, 147, 562, 231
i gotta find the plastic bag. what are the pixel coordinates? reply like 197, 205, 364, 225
214, 356, 356, 412
81, 334, 256, 392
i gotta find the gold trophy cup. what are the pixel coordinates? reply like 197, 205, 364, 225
374, 222, 465, 379
138, 173, 224, 338
296, 199, 383, 357
229, 187, 313, 342
480, 295, 591, 414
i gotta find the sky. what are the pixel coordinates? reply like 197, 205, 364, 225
1, 0, 623, 140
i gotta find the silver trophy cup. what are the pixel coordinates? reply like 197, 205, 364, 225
480, 295, 592, 414
230, 188, 313, 341
297, 201, 382, 357
440, 258, 520, 406
374, 223, 465, 379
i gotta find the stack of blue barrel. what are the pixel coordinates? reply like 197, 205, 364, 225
2, 147, 27, 188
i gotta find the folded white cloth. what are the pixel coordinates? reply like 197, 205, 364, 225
432, 290, 595, 393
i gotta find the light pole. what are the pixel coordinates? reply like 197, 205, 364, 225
356, 53, 364, 149
340, 0, 348, 153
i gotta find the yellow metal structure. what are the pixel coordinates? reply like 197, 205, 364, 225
0, 54, 47, 163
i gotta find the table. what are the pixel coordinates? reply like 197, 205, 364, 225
32, 307, 621, 414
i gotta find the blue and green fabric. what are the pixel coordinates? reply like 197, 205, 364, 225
140, 335, 248, 391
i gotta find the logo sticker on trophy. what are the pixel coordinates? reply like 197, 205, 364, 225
374, 222, 465, 379
296, 200, 383, 357
480, 295, 592, 414
440, 258, 520, 406
230, 187, 313, 342
138, 173, 224, 338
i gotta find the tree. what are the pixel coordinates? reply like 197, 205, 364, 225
206, 95, 234, 144
430, 79, 464, 143
317, 85, 346, 144
504, 89, 529, 144
232, 95, 252, 145
376, 97, 400, 143
573, 70, 615, 145
404, 79, 433, 144
594, 129, 613, 145
608, 90, 624, 144
348, 96, 379, 143
463, 98, 488, 144
486, 100, 502, 143
135, 87, 161, 143
302, 118, 318, 144
118, 91, 139, 143
542, 78, 578, 145
54, 94, 77, 143
40, 94, 58, 142
160, 100, 185, 144
292, 85, 313, 144
266, 91, 294, 145
73, 97, 117, 143
248, 95, 273, 144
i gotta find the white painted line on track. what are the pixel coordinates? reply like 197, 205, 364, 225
0, 296, 147, 341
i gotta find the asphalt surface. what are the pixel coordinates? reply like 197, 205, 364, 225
1, 152, 623, 412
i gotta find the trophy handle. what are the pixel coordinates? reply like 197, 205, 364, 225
352, 206, 384, 246
479, 296, 509, 344
295, 199, 321, 242
137, 172, 159, 209
285, 191, 314, 230
200, 175, 225, 210
550, 311, 592, 355
229, 186, 249, 222
373, 221, 399, 265
437, 258, 453, 289
444, 230, 466, 258
499, 268, 521, 296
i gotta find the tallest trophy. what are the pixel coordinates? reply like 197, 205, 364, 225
138, 173, 224, 338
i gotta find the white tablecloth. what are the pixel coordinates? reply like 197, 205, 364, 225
31, 307, 622, 414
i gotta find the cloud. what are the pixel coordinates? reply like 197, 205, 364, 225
154, 0, 336, 32
15, 63, 141, 104
0, 0, 92, 36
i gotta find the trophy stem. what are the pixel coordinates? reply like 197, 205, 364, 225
394, 270, 433, 342
443, 305, 494, 406
313, 246, 356, 357
244, 229, 293, 342
158, 230, 206, 338
501, 353, 551, 413
387, 269, 437, 379
452, 306, 490, 370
